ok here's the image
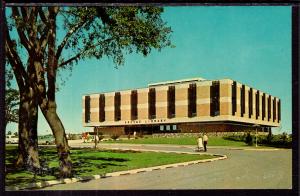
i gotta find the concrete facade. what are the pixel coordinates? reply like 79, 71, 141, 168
82, 78, 280, 135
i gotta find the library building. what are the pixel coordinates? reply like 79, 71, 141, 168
82, 77, 281, 135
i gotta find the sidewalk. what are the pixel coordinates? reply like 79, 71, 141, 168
68, 140, 280, 151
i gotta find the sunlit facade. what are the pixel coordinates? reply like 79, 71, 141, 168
82, 78, 281, 135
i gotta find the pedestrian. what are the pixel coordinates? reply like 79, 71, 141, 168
87, 133, 90, 142
197, 135, 204, 151
203, 133, 208, 152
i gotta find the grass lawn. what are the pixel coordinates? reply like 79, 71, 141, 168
103, 136, 248, 147
5, 146, 216, 188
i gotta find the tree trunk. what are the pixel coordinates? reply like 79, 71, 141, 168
40, 101, 72, 178
15, 86, 40, 171
38, 6, 72, 178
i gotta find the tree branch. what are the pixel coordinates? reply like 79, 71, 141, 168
38, 7, 48, 25
28, 7, 39, 47
46, 6, 59, 102
57, 52, 82, 68
20, 7, 29, 22
5, 41, 27, 90
37, 8, 50, 53
12, 7, 32, 52
4, 18, 26, 90
55, 20, 87, 59
96, 7, 116, 26
57, 38, 112, 68
39, 27, 50, 53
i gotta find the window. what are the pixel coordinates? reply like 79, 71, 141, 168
232, 81, 237, 115
114, 92, 121, 121
131, 90, 138, 120
188, 83, 197, 117
99, 94, 105, 122
262, 93, 266, 120
240, 85, 245, 117
255, 91, 260, 119
166, 125, 170, 131
160, 125, 164, 131
268, 95, 271, 121
85, 96, 90, 123
278, 99, 281, 122
210, 81, 220, 117
148, 88, 156, 119
249, 88, 253, 118
172, 125, 177, 131
273, 98, 276, 122
167, 86, 175, 118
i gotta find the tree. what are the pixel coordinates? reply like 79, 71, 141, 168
5, 67, 19, 130
5, 6, 172, 177
5, 88, 19, 129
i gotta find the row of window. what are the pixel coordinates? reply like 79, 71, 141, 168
85, 83, 211, 123
231, 81, 280, 123
84, 81, 280, 123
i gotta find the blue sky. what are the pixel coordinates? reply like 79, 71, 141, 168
6, 6, 292, 135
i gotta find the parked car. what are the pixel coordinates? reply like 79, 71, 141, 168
38, 135, 55, 145
6, 135, 19, 144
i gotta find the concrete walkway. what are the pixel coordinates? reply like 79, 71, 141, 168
41, 143, 292, 190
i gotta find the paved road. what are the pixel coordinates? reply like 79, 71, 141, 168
42, 143, 292, 190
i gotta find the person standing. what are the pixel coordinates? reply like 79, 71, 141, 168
203, 133, 208, 152
197, 136, 204, 151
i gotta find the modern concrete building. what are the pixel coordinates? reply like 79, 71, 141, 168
82, 78, 281, 135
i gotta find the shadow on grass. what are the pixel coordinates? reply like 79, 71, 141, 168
71, 156, 129, 176
5, 146, 133, 187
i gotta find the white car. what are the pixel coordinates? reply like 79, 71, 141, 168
6, 135, 19, 144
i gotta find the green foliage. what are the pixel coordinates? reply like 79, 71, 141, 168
267, 130, 273, 144
223, 134, 245, 142
5, 88, 19, 127
6, 7, 173, 93
223, 132, 292, 148
110, 134, 120, 140
245, 133, 253, 146
59, 7, 173, 69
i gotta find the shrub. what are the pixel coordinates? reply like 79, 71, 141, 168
245, 132, 253, 146
266, 130, 273, 144
137, 132, 144, 138
111, 134, 120, 140
98, 135, 105, 141
222, 134, 245, 142
223, 131, 292, 148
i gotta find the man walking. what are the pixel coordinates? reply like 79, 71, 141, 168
203, 133, 208, 152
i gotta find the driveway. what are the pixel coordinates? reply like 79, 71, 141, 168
42, 143, 292, 190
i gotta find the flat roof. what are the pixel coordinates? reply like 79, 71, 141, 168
148, 77, 206, 87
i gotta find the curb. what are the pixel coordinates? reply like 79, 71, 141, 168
5, 149, 227, 191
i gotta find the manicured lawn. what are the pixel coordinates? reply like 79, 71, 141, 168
5, 146, 216, 188
103, 136, 248, 147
